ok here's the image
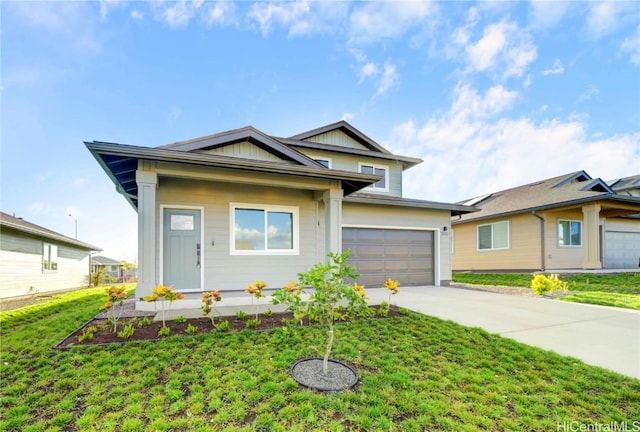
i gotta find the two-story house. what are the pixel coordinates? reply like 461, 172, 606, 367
87, 121, 475, 310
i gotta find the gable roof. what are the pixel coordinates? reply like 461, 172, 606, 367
454, 170, 640, 224
92, 255, 121, 265
158, 126, 325, 168
608, 174, 640, 194
0, 212, 101, 251
289, 120, 392, 154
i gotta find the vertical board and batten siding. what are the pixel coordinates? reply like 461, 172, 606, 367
294, 147, 404, 198
342, 202, 450, 283
0, 231, 91, 298
452, 214, 541, 271
197, 141, 292, 163
157, 178, 325, 291
303, 130, 369, 151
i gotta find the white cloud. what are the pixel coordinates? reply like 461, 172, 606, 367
528, 0, 570, 30
542, 59, 564, 76
375, 62, 399, 97
99, 0, 127, 20
131, 10, 143, 20
358, 62, 378, 83
577, 84, 600, 103
247, 1, 347, 37
620, 25, 640, 65
386, 86, 640, 203
450, 83, 518, 121
348, 1, 436, 45
585, 1, 623, 39
341, 112, 355, 122
461, 20, 537, 79
203, 1, 236, 27
155, 0, 196, 28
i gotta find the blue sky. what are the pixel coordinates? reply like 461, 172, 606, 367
2, 0, 639, 262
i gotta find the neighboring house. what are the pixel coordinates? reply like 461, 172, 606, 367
86, 120, 475, 310
0, 212, 101, 299
91, 256, 137, 283
451, 171, 640, 272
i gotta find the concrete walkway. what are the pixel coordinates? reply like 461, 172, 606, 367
366, 286, 640, 379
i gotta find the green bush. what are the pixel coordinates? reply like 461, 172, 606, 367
531, 274, 569, 296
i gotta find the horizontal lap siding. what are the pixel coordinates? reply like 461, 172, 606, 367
543, 210, 584, 270
157, 178, 322, 291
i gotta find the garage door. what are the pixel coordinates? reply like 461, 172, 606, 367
605, 231, 640, 269
342, 228, 434, 287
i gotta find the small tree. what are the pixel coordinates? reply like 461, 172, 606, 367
143, 284, 185, 328
299, 251, 370, 374
202, 290, 222, 325
272, 281, 306, 325
100, 285, 127, 333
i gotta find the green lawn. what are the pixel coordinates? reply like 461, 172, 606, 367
1, 287, 639, 431
452, 273, 640, 310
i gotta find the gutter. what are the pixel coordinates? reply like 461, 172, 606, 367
531, 211, 545, 271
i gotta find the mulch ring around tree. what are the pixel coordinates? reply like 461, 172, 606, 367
54, 306, 405, 349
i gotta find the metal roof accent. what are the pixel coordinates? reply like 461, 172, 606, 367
345, 193, 478, 215
0, 212, 101, 251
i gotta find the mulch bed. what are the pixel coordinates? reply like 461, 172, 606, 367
55, 306, 404, 349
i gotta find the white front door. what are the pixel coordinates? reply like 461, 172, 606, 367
163, 208, 202, 291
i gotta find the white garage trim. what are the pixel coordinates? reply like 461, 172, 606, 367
342, 224, 441, 286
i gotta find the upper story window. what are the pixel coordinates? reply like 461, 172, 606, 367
477, 221, 509, 251
558, 220, 582, 247
230, 203, 299, 255
43, 243, 58, 271
359, 163, 389, 192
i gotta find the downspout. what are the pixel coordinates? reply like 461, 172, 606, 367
531, 211, 545, 271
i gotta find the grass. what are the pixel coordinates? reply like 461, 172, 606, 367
559, 292, 640, 310
452, 273, 640, 309
1, 286, 639, 431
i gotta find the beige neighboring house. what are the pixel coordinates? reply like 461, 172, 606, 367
0, 212, 101, 299
91, 256, 137, 283
86, 121, 475, 310
451, 171, 640, 272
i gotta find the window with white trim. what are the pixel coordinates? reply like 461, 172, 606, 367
477, 221, 509, 251
558, 220, 582, 246
231, 204, 299, 255
359, 163, 388, 191
43, 243, 58, 271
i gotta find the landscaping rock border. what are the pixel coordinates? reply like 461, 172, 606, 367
291, 357, 358, 393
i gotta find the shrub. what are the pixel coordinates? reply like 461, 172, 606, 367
531, 274, 569, 296
185, 324, 198, 334
117, 323, 135, 339
263, 309, 273, 318
246, 280, 267, 321
138, 316, 151, 327
272, 281, 307, 325
78, 326, 97, 342
215, 320, 230, 332
173, 316, 187, 324
235, 310, 248, 320
377, 301, 389, 317
100, 286, 127, 333
158, 327, 171, 337
246, 318, 260, 329
143, 284, 185, 329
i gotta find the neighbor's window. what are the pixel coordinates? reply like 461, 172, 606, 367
477, 221, 509, 251
231, 204, 298, 255
359, 163, 388, 191
558, 220, 582, 246
43, 243, 58, 271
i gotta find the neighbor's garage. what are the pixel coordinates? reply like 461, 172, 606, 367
342, 227, 434, 287
605, 231, 640, 268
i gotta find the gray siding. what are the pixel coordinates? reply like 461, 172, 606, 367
295, 148, 403, 197
157, 178, 326, 291
303, 130, 368, 150
0, 231, 91, 298
197, 141, 292, 163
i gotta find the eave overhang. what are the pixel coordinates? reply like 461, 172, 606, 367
85, 141, 381, 210
344, 194, 479, 216
0, 220, 101, 251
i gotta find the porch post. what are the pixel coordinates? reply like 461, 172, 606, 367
582, 204, 602, 269
323, 186, 344, 256
136, 170, 158, 300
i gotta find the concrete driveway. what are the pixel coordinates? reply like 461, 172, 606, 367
367, 286, 640, 379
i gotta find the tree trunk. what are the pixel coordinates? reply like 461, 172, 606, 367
323, 322, 334, 374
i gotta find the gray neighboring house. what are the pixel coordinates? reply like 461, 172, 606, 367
91, 255, 137, 283
86, 121, 476, 310
0, 212, 101, 299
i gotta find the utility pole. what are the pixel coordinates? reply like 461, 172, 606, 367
68, 213, 77, 239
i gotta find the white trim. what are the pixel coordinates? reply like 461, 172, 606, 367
159, 205, 205, 291
230, 202, 300, 256
358, 162, 389, 192
476, 220, 510, 251
341, 225, 440, 286
307, 155, 332, 168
